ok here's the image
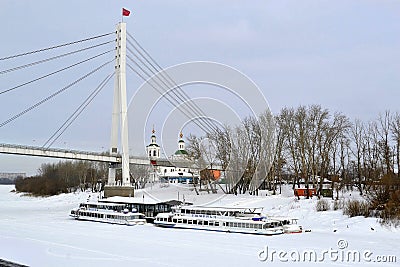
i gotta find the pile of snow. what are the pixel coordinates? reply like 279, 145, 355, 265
0, 184, 398, 267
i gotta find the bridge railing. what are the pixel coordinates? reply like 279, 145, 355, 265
0, 143, 151, 163
0, 143, 109, 157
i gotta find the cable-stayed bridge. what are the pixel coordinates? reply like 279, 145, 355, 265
0, 21, 223, 196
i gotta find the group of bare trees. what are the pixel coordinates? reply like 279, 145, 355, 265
275, 107, 400, 197
272, 105, 351, 195
187, 105, 400, 197
187, 111, 275, 195
15, 161, 108, 196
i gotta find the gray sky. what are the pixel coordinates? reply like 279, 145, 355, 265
0, 0, 399, 175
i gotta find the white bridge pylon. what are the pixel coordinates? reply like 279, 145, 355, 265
108, 22, 130, 187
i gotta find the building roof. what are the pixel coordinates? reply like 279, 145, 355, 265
147, 143, 160, 147
174, 149, 188, 155
159, 171, 197, 178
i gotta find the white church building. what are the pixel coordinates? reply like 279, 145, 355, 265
146, 129, 199, 183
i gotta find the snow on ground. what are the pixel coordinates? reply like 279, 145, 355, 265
0, 184, 399, 267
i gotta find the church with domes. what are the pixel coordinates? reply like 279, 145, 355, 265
146, 128, 198, 183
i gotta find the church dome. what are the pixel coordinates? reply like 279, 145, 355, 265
174, 149, 188, 155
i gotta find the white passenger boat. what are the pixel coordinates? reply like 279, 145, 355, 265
154, 206, 284, 235
70, 202, 146, 226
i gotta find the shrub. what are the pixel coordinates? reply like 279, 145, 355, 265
343, 200, 370, 217
379, 190, 400, 226
333, 200, 344, 211
316, 199, 330, 212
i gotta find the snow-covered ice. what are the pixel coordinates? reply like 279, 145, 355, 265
0, 184, 398, 267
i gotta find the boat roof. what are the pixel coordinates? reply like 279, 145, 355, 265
99, 196, 187, 206
178, 205, 263, 213
81, 202, 127, 207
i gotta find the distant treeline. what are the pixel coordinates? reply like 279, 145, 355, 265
187, 105, 400, 195
15, 161, 108, 196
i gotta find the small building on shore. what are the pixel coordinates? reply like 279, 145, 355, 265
99, 196, 191, 222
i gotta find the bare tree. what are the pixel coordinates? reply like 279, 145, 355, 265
363, 122, 383, 190
391, 112, 400, 179
279, 107, 301, 189
350, 119, 365, 195
207, 125, 233, 192
318, 112, 350, 195
130, 164, 151, 189
377, 111, 393, 174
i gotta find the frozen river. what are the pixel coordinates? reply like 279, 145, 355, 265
0, 185, 398, 266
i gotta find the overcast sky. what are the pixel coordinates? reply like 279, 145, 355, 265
0, 0, 399, 175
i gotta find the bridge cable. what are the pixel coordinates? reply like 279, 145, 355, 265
126, 32, 220, 133
125, 45, 219, 134
43, 72, 115, 149
126, 47, 219, 135
128, 39, 218, 135
125, 44, 216, 132
126, 54, 212, 135
0, 49, 114, 95
126, 60, 210, 134
0, 32, 114, 61
126, 33, 220, 134
0, 59, 114, 128
0, 40, 114, 75
126, 39, 219, 135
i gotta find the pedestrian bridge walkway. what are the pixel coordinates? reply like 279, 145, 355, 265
0, 143, 150, 165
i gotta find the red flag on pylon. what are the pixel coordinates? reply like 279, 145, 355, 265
122, 8, 131, 16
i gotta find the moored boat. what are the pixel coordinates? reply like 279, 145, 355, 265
70, 202, 146, 226
154, 206, 284, 235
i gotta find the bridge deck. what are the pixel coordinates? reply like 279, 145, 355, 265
0, 143, 222, 169
0, 143, 150, 165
